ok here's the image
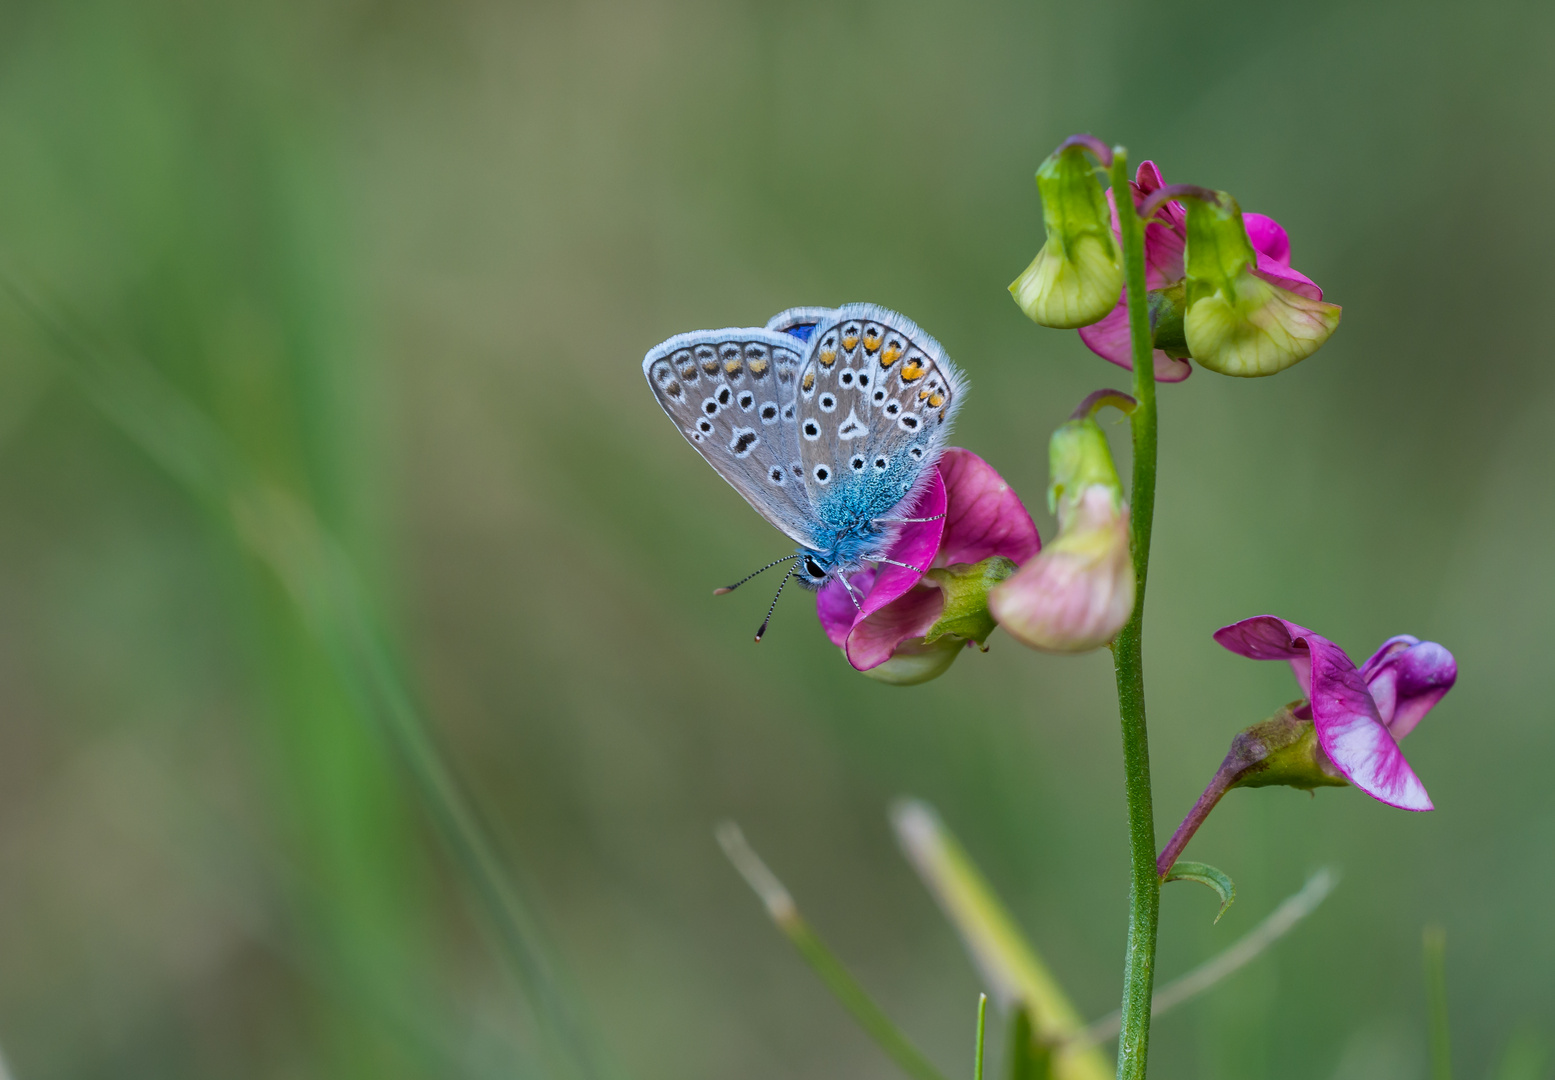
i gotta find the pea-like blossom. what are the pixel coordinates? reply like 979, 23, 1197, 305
1213, 616, 1457, 811
1077, 162, 1335, 382
1010, 136, 1124, 330
988, 405, 1134, 653
816, 449, 1041, 684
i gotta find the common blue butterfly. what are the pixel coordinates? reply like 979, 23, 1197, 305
643, 303, 966, 638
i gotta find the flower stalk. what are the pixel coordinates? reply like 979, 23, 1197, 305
1108, 145, 1162, 1080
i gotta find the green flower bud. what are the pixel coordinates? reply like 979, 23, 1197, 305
1047, 416, 1124, 515
1183, 192, 1342, 376
990, 415, 1133, 654
1010, 144, 1124, 329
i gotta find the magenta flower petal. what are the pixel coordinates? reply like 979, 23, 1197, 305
844, 582, 945, 671
1131, 162, 1188, 286
1305, 634, 1432, 811
1104, 162, 1187, 290
856, 471, 948, 621
1076, 302, 1194, 383
813, 472, 947, 670
1213, 616, 1433, 811
1252, 255, 1324, 301
1243, 213, 1291, 267
1359, 636, 1458, 739
816, 568, 872, 647
1213, 614, 1313, 695
935, 448, 1042, 567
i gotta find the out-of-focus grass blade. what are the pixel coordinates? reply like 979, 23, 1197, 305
1006, 1005, 1052, 1080
1492, 1026, 1547, 1080
974, 993, 988, 1080
1163, 860, 1236, 923
716, 822, 952, 1080
1424, 926, 1452, 1080
2, 274, 613, 1080
1073, 868, 1337, 1048
889, 800, 1109, 1080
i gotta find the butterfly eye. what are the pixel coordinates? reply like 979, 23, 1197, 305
804, 556, 826, 578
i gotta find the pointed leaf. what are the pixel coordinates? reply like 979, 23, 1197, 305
1164, 860, 1236, 923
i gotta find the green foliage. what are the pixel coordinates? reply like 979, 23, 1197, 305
1163, 861, 1237, 924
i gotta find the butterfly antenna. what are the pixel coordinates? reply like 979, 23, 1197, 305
714, 554, 799, 596
754, 566, 797, 643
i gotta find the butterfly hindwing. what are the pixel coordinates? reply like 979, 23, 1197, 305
643, 328, 819, 548
796, 304, 966, 531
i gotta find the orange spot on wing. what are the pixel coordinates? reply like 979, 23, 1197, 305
901, 360, 926, 382
818, 349, 837, 368
880, 344, 902, 367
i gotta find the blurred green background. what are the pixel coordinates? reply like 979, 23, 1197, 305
0, 0, 1550, 1076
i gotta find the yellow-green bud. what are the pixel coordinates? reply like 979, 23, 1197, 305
1182, 192, 1342, 376
1009, 145, 1124, 329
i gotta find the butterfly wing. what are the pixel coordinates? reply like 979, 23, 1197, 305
766, 306, 836, 343
643, 328, 820, 548
795, 303, 967, 529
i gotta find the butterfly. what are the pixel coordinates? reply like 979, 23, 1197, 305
643, 303, 967, 639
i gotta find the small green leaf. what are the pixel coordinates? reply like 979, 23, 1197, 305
1164, 860, 1236, 923
923, 556, 1019, 647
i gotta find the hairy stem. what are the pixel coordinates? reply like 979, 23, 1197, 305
1108, 146, 1161, 1080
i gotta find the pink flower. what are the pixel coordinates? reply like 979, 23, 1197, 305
815, 449, 1041, 683
1078, 162, 1329, 383
1213, 616, 1458, 811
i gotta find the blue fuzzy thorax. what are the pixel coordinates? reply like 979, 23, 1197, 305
791, 476, 916, 589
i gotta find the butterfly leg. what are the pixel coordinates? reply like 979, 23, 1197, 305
871, 513, 946, 524
867, 554, 926, 575
838, 572, 865, 610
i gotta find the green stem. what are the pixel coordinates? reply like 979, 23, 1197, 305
1108, 146, 1161, 1080
1424, 926, 1452, 1080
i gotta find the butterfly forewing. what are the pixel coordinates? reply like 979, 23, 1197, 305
797, 304, 966, 529
643, 328, 820, 548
